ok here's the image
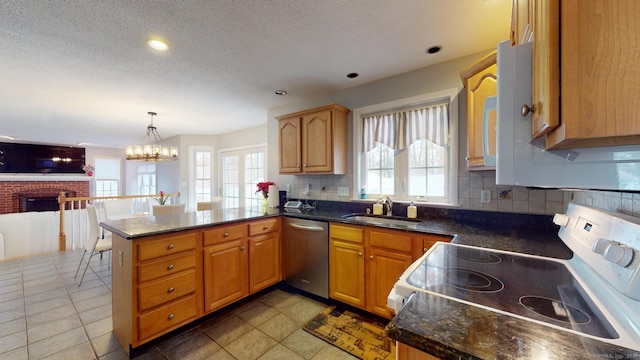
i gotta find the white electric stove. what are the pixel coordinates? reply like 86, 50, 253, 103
388, 203, 640, 351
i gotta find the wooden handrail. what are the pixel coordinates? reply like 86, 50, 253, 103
57, 192, 180, 251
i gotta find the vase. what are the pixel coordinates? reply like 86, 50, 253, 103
87, 171, 93, 177
261, 196, 269, 214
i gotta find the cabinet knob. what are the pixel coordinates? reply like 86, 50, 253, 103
465, 156, 470, 161
168, 313, 174, 320
223, 232, 229, 237
369, 255, 374, 260
167, 264, 174, 270
167, 244, 174, 250
358, 252, 362, 257
241, 246, 246, 251
303, 164, 307, 168
297, 164, 300, 168
521, 104, 535, 117
263, 225, 268, 230
168, 287, 175, 293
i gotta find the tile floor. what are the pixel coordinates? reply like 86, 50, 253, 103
0, 250, 359, 360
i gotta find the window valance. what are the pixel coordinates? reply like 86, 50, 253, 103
362, 103, 448, 152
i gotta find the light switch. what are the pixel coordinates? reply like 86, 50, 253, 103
337, 186, 349, 196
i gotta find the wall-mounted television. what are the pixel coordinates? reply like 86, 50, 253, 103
0, 142, 86, 174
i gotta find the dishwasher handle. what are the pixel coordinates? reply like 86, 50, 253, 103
287, 222, 326, 232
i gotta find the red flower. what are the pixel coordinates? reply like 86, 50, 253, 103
256, 181, 275, 198
155, 191, 169, 205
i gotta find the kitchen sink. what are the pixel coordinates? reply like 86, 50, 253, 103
341, 213, 422, 229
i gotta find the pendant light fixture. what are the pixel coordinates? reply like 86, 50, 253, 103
125, 112, 178, 161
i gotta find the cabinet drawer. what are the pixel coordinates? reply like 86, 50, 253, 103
249, 218, 279, 237
330, 224, 363, 243
138, 252, 196, 283
138, 295, 197, 341
138, 270, 196, 312
137, 233, 197, 262
203, 224, 247, 247
369, 230, 413, 253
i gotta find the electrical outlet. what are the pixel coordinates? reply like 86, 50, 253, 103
337, 186, 349, 196
481, 190, 491, 204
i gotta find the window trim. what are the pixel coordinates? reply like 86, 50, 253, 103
189, 146, 214, 209
218, 143, 268, 209
352, 88, 459, 206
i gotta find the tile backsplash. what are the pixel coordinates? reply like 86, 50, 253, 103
284, 171, 578, 216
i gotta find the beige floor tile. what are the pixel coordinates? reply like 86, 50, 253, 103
225, 328, 278, 360
258, 343, 306, 360
91, 331, 122, 358
27, 303, 77, 328
0, 346, 27, 360
161, 332, 221, 360
27, 313, 82, 344
236, 301, 280, 327
281, 299, 328, 324
41, 341, 96, 360
84, 316, 113, 340
28, 326, 88, 360
0, 317, 25, 338
203, 314, 254, 347
0, 331, 26, 354
310, 345, 359, 360
281, 329, 326, 359
258, 312, 302, 342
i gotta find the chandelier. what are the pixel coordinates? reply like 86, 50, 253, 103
125, 112, 178, 161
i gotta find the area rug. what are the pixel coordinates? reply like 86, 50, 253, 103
303, 306, 396, 360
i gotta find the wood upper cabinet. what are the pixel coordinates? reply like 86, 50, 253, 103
510, 0, 533, 46
529, 0, 640, 149
276, 104, 350, 174
460, 52, 497, 170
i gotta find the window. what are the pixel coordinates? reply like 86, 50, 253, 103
137, 163, 156, 196
94, 157, 121, 197
219, 146, 267, 209
193, 149, 212, 203
354, 89, 458, 205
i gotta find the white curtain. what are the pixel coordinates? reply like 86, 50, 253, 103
362, 103, 448, 152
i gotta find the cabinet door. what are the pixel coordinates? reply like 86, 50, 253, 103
461, 53, 497, 170
203, 239, 248, 313
510, 0, 533, 45
249, 232, 281, 293
329, 240, 365, 308
366, 247, 413, 318
531, 0, 560, 139
278, 117, 302, 173
301, 110, 333, 173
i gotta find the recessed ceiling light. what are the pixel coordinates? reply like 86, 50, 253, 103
346, 72, 359, 79
147, 39, 169, 51
275, 90, 287, 95
426, 45, 442, 54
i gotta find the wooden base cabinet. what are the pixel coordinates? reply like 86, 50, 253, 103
329, 224, 365, 307
329, 223, 452, 319
112, 218, 281, 356
111, 230, 202, 355
397, 342, 440, 360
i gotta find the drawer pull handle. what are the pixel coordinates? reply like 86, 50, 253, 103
369, 255, 374, 260
358, 253, 362, 257
241, 246, 246, 251
263, 225, 268, 230
167, 264, 174, 270
224, 232, 229, 237
168, 287, 175, 293
168, 313, 174, 320
167, 244, 175, 250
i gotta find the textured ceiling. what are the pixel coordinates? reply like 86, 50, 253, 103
0, 0, 511, 148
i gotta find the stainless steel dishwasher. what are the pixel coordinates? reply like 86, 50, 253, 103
283, 217, 329, 298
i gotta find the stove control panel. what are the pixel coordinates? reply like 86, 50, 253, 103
557, 203, 640, 301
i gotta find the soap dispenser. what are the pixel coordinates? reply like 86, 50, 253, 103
373, 200, 383, 215
407, 201, 417, 219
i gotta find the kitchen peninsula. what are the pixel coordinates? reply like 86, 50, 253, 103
101, 203, 639, 359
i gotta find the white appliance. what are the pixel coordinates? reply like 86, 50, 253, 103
388, 203, 640, 351
495, 40, 640, 191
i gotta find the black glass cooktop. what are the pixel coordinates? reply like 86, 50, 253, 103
406, 243, 618, 339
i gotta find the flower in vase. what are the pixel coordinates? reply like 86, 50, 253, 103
255, 181, 275, 199
154, 191, 169, 205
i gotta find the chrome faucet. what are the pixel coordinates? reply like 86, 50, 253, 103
381, 195, 392, 216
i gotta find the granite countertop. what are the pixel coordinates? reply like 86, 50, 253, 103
100, 201, 640, 358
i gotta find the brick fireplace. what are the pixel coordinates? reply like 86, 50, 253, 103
0, 180, 90, 214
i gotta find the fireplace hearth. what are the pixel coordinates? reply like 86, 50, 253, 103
18, 190, 76, 212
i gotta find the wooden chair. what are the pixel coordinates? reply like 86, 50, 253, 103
153, 203, 186, 216
74, 204, 112, 286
